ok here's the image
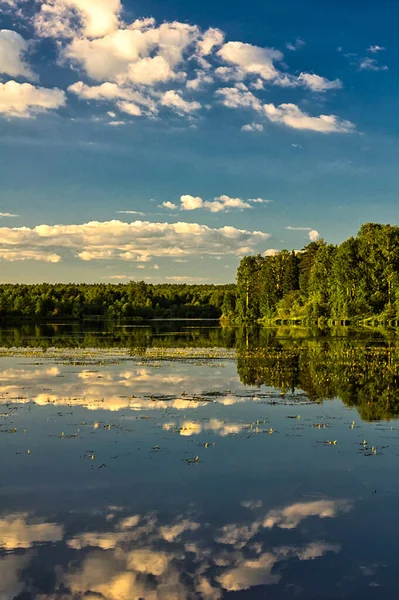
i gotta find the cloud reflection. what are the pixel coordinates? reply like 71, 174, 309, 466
0, 498, 351, 598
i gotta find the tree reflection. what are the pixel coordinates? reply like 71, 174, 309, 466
237, 333, 399, 421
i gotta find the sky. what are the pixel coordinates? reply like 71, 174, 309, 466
0, 0, 398, 284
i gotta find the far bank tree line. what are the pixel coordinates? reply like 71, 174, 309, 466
0, 282, 235, 320
228, 223, 399, 323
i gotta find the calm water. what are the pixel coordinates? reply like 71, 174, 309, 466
1, 322, 399, 599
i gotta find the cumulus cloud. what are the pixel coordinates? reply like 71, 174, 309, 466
0, 219, 269, 263
197, 27, 224, 57
0, 29, 35, 79
178, 194, 257, 212
180, 194, 204, 210
34, 0, 122, 39
215, 85, 262, 111
186, 70, 213, 90
0, 2, 354, 132
60, 21, 199, 85
0, 249, 61, 262
308, 229, 320, 241
298, 73, 342, 92
161, 201, 178, 210
241, 122, 263, 132
263, 103, 355, 133
161, 90, 201, 114
217, 41, 283, 82
68, 81, 157, 115
0, 81, 66, 117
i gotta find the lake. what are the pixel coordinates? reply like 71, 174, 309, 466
1, 321, 399, 599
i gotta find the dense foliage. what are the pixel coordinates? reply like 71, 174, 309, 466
231, 223, 399, 323
0, 282, 236, 320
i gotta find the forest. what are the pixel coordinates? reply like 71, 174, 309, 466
230, 222, 399, 324
0, 282, 235, 320
1, 222, 399, 325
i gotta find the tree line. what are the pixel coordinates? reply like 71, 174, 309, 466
0, 282, 236, 320
229, 223, 399, 323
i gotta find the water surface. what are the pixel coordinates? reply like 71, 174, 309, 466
1, 323, 399, 599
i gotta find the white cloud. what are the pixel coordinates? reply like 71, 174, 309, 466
180, 194, 204, 210
264, 249, 279, 256
125, 55, 176, 85
241, 122, 263, 132
359, 57, 388, 71
209, 194, 252, 212
0, 249, 61, 262
215, 86, 262, 111
217, 41, 283, 81
263, 103, 355, 133
68, 81, 157, 115
298, 73, 342, 92
34, 0, 122, 39
0, 80, 66, 117
0, 29, 34, 79
161, 201, 178, 210
214, 66, 245, 82
0, 219, 270, 262
308, 229, 320, 241
368, 45, 385, 54
286, 226, 311, 231
0, 212, 18, 217
0, 6, 353, 132
180, 194, 254, 212
197, 27, 224, 56
117, 100, 142, 116
116, 210, 145, 216
161, 90, 201, 114
61, 21, 199, 84
186, 70, 213, 90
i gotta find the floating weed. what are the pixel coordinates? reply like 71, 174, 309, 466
186, 455, 199, 464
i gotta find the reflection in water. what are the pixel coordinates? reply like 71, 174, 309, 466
237, 343, 399, 421
3, 338, 399, 420
0, 498, 350, 599
2, 325, 399, 598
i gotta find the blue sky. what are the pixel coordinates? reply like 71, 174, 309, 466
0, 0, 398, 283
